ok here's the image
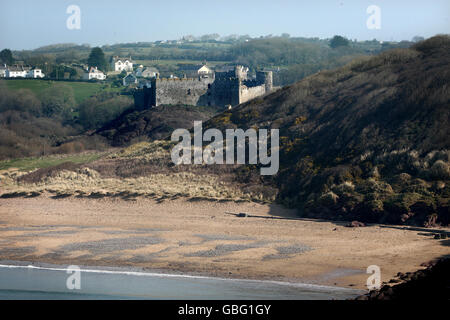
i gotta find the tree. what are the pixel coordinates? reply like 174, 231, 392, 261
412, 36, 425, 43
50, 65, 77, 80
0, 86, 42, 116
200, 34, 220, 41
41, 84, 76, 119
330, 35, 350, 49
78, 95, 131, 129
119, 70, 127, 77
87, 47, 108, 72
0, 49, 14, 65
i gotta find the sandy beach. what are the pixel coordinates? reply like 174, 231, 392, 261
0, 195, 448, 290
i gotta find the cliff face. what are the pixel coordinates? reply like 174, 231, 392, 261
206, 36, 450, 226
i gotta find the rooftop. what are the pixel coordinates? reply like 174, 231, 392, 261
112, 56, 133, 62
7, 65, 32, 72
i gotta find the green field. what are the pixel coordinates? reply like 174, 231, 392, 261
3, 79, 122, 104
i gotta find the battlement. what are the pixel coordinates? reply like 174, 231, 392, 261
156, 77, 211, 82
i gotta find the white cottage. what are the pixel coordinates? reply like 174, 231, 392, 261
4, 65, 44, 78
83, 67, 106, 80
197, 65, 213, 75
111, 56, 133, 72
136, 66, 159, 78
5, 65, 30, 78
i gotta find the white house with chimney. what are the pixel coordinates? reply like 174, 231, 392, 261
111, 56, 133, 72
83, 67, 106, 80
4, 65, 45, 78
6, 66, 28, 77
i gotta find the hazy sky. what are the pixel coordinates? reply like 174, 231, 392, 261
1, 0, 449, 50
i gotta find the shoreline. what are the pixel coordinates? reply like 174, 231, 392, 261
0, 195, 448, 290
0, 260, 362, 294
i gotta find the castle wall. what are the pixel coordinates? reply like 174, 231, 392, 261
239, 84, 266, 104
211, 77, 240, 106
154, 77, 214, 106
256, 71, 273, 93
133, 67, 273, 109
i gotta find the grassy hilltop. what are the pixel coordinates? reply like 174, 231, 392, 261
4, 79, 122, 104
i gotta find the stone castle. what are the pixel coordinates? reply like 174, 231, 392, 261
134, 66, 273, 109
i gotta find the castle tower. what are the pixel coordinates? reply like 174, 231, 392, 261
256, 71, 273, 93
234, 66, 247, 80
264, 71, 273, 93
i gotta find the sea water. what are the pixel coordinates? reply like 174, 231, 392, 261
0, 264, 363, 300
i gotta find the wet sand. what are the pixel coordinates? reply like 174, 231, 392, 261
0, 195, 448, 289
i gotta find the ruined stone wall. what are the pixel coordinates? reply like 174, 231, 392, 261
211, 77, 240, 106
133, 68, 273, 109
239, 84, 266, 104
154, 77, 214, 106
256, 71, 273, 93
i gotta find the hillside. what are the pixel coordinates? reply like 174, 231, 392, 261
95, 105, 221, 146
3, 36, 448, 227
10, 36, 404, 86
204, 35, 450, 226
0, 80, 132, 160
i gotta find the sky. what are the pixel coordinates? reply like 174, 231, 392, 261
1, 0, 449, 50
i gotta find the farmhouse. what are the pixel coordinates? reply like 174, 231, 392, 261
83, 67, 106, 80
4, 65, 45, 78
6, 65, 29, 77
111, 56, 133, 72
136, 66, 159, 78
197, 65, 213, 76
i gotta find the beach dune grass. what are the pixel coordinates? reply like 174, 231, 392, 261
0, 140, 278, 203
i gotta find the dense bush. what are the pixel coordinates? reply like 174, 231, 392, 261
0, 82, 126, 159
41, 84, 76, 118
78, 94, 133, 130
0, 84, 42, 116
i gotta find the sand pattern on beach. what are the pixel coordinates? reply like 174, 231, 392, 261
0, 195, 448, 289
